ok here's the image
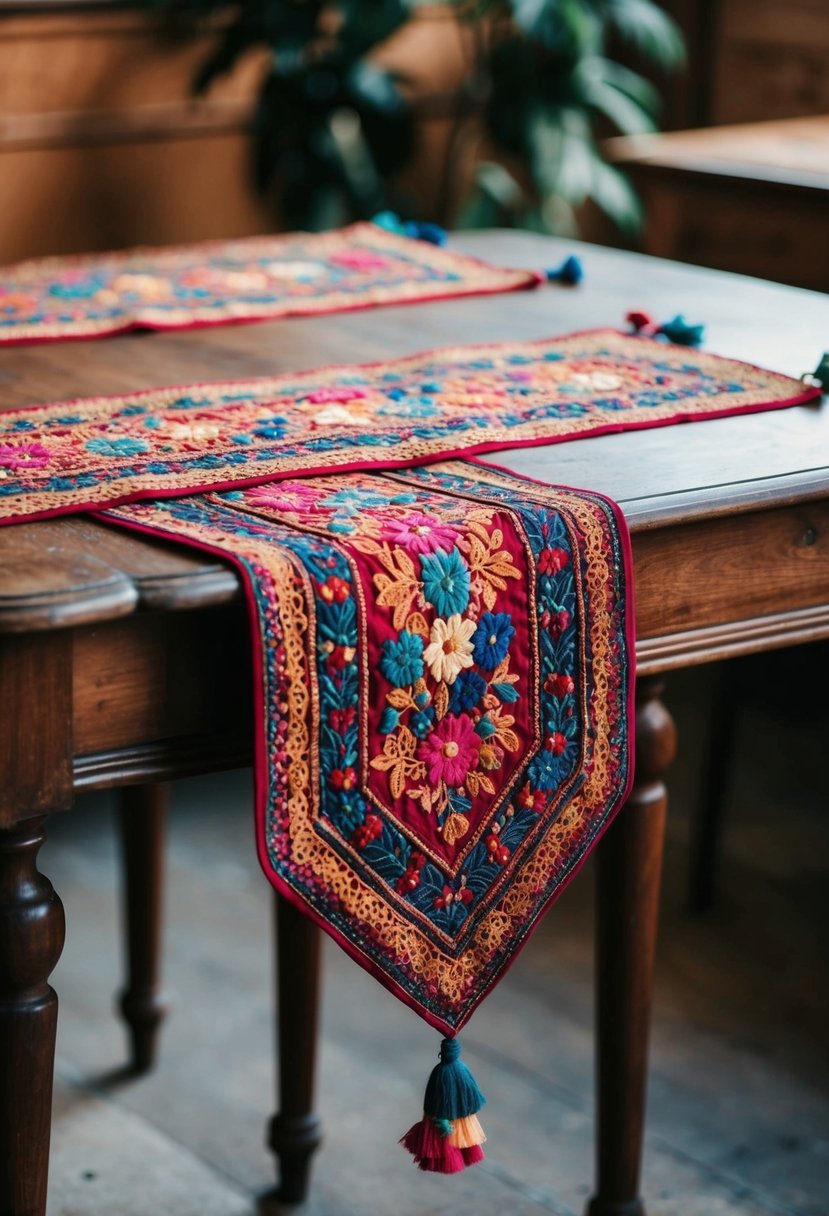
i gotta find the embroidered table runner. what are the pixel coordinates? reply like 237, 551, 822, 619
0, 331, 818, 1169
0, 223, 539, 345
0, 329, 816, 524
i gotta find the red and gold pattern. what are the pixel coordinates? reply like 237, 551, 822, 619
0, 223, 538, 345
106, 461, 634, 1033
0, 330, 818, 524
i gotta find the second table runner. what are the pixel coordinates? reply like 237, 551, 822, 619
0, 223, 540, 345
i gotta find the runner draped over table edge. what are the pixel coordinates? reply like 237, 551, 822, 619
0, 330, 819, 1173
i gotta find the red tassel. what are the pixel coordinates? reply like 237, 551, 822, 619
461, 1144, 485, 1166
400, 1117, 467, 1173
626, 309, 656, 334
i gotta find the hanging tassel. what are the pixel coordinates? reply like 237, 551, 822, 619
545, 254, 584, 286
625, 309, 655, 334
657, 314, 705, 346
371, 211, 447, 246
625, 309, 704, 346
804, 352, 829, 390
400, 1037, 487, 1174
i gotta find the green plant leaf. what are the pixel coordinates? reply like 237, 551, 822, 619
603, 0, 685, 67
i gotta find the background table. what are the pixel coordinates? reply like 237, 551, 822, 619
1, 231, 828, 1216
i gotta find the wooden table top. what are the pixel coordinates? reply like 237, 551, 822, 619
1, 229, 828, 635
607, 116, 829, 193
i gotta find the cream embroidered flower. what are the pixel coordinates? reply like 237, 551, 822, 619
571, 371, 622, 391
422, 614, 476, 684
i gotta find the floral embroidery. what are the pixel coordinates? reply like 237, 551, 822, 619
104, 461, 633, 1033
418, 714, 482, 786
422, 615, 477, 685
420, 548, 470, 616
0, 331, 816, 522
0, 223, 537, 345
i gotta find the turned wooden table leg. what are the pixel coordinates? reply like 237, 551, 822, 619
268, 892, 323, 1204
586, 676, 675, 1216
117, 784, 169, 1074
0, 817, 66, 1216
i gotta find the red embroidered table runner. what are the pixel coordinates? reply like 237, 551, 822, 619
105, 463, 634, 1039
0, 332, 817, 1170
0, 223, 539, 345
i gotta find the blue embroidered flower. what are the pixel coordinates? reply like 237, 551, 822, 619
473, 612, 515, 669
85, 437, 150, 457
410, 707, 435, 738
253, 416, 289, 439
448, 670, 487, 714
379, 630, 424, 687
379, 707, 400, 735
49, 277, 104, 300
420, 547, 470, 617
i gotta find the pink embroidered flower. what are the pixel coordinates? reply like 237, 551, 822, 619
418, 713, 481, 787
383, 512, 458, 554
330, 251, 391, 271
422, 614, 476, 684
304, 387, 367, 405
0, 442, 51, 471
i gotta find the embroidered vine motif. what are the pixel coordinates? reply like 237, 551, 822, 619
0, 330, 817, 525
106, 461, 632, 1033
0, 223, 538, 344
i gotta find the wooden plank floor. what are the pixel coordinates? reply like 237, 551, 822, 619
44, 656, 829, 1216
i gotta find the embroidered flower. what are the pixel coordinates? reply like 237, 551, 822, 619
379, 630, 424, 687
383, 512, 458, 554
319, 576, 351, 604
545, 672, 575, 697
420, 547, 470, 617
448, 670, 487, 714
396, 851, 426, 894
422, 614, 476, 684
479, 741, 504, 771
305, 387, 367, 405
417, 714, 481, 787
329, 766, 358, 790
352, 813, 383, 850
85, 437, 150, 457
410, 708, 435, 738
0, 442, 51, 470
538, 547, 570, 574
472, 612, 515, 669
330, 250, 391, 270
329, 706, 356, 733
252, 415, 289, 440
313, 405, 363, 427
545, 732, 569, 756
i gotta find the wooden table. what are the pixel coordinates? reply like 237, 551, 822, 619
1, 231, 828, 1216
607, 115, 829, 292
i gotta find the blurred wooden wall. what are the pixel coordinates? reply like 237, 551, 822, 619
0, 3, 278, 260
0, 3, 472, 263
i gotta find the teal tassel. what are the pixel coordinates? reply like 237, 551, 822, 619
807, 352, 829, 390
423, 1037, 486, 1120
657, 314, 705, 347
371, 212, 447, 246
546, 255, 584, 286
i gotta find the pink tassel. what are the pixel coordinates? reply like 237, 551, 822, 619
400, 1117, 466, 1173
462, 1144, 485, 1166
